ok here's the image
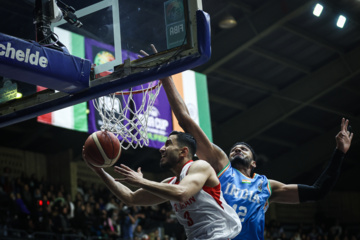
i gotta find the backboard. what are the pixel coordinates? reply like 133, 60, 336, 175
0, 0, 210, 128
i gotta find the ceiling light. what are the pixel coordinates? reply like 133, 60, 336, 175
219, 15, 237, 29
336, 15, 346, 28
313, 3, 323, 17
16, 92, 22, 99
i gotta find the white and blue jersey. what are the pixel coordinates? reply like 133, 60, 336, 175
218, 161, 271, 240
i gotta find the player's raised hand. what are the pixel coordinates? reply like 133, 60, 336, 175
138, 44, 158, 58
138, 44, 172, 83
335, 118, 353, 154
114, 164, 144, 187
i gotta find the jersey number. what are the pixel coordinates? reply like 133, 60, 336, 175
232, 204, 247, 222
184, 211, 194, 226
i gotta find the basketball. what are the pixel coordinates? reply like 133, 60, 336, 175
83, 131, 121, 168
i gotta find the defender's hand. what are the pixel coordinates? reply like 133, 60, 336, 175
335, 118, 353, 154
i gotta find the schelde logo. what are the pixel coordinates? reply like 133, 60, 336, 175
0, 42, 48, 68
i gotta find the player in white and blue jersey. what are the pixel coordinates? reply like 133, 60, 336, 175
217, 148, 271, 240
159, 74, 353, 240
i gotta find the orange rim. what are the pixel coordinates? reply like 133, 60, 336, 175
114, 82, 162, 95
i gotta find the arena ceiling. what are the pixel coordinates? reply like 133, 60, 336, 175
0, 0, 359, 190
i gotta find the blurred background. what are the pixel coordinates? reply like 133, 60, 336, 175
0, 0, 359, 239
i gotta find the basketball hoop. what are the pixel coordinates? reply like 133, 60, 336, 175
93, 79, 162, 150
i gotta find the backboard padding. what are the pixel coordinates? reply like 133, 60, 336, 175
0, 0, 210, 128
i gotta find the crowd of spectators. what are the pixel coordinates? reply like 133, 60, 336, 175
264, 219, 359, 240
0, 167, 184, 240
0, 167, 359, 240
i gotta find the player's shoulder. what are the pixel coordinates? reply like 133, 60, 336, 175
254, 173, 269, 181
188, 160, 216, 179
190, 160, 212, 171
192, 159, 211, 168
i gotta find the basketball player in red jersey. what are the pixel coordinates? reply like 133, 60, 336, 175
84, 131, 241, 240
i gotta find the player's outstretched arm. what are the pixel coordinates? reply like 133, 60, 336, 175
83, 150, 167, 206
269, 118, 353, 204
116, 161, 214, 203
160, 75, 228, 173
140, 44, 228, 173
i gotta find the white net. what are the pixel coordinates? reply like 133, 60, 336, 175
93, 80, 162, 150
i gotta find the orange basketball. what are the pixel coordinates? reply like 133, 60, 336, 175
83, 131, 121, 168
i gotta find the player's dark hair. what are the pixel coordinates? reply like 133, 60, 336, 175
231, 142, 257, 161
169, 131, 197, 159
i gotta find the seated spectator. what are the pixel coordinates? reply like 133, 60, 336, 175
108, 208, 121, 239
330, 219, 342, 238
134, 224, 146, 239
51, 201, 72, 234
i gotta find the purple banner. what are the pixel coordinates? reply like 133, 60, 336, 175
148, 86, 174, 149
85, 38, 173, 149
133, 82, 173, 149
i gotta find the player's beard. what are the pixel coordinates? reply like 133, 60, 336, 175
160, 155, 177, 170
160, 160, 174, 170
230, 155, 252, 168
